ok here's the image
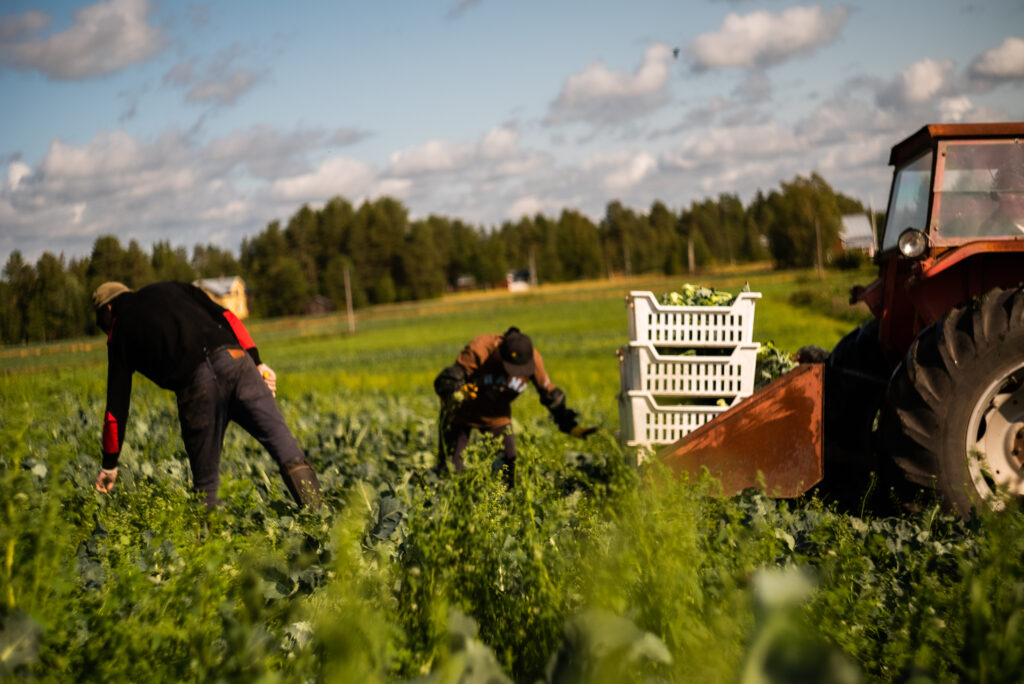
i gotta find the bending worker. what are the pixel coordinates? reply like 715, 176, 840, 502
92, 281, 322, 508
433, 326, 596, 484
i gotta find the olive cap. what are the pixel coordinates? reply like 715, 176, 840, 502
91, 282, 132, 309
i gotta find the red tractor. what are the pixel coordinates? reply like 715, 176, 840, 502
660, 122, 1024, 517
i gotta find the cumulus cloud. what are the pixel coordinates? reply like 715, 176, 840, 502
969, 36, 1024, 81
0, 10, 49, 42
687, 5, 848, 71
662, 123, 803, 171
7, 161, 31, 190
876, 58, 955, 109
164, 45, 264, 106
938, 96, 975, 122
388, 125, 523, 176
203, 126, 334, 179
506, 195, 545, 220
389, 139, 476, 175
582, 151, 657, 192
0, 0, 165, 80
546, 44, 673, 126
269, 157, 376, 202
0, 125, 377, 260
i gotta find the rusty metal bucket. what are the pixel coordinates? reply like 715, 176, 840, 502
654, 363, 825, 498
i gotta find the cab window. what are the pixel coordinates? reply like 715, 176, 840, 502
933, 141, 1024, 239
882, 152, 932, 251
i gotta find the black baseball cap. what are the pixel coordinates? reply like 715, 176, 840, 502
499, 327, 536, 376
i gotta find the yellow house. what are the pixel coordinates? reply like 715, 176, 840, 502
194, 276, 249, 319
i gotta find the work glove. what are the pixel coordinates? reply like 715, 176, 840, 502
793, 345, 829, 364
258, 363, 277, 396
451, 382, 478, 404
570, 425, 598, 439
94, 467, 118, 493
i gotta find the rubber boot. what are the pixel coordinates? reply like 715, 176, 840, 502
281, 459, 322, 509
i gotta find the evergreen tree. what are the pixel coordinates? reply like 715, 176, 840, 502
400, 220, 447, 300
192, 244, 240, 278
556, 209, 602, 280
152, 241, 196, 282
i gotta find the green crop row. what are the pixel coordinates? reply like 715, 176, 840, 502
2, 270, 1022, 682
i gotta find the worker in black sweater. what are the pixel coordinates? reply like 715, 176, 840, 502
91, 281, 321, 508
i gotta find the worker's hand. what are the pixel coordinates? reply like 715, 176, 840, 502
258, 363, 277, 396
793, 345, 830, 364
452, 382, 478, 404
570, 425, 598, 439
94, 467, 118, 494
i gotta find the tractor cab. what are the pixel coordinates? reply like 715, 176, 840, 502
854, 123, 1024, 365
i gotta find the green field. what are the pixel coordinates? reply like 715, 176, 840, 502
2, 267, 1023, 682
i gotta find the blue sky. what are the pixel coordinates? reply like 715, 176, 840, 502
2, 0, 1022, 261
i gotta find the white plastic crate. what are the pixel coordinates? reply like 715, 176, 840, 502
619, 342, 759, 398
618, 391, 736, 447
626, 291, 761, 347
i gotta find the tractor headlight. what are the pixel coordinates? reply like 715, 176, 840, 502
897, 228, 928, 258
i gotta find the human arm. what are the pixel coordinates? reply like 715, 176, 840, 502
98, 343, 133, 487
435, 336, 492, 401
434, 362, 468, 400
532, 353, 596, 437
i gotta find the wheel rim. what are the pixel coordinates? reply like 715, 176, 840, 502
967, 363, 1024, 509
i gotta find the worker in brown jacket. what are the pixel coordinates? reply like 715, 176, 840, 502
433, 327, 595, 485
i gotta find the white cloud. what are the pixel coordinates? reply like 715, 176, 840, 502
795, 97, 899, 145
0, 10, 49, 42
876, 58, 954, 109
270, 157, 376, 202
0, 0, 165, 80
388, 125, 522, 176
7, 161, 31, 190
163, 45, 264, 107
663, 123, 802, 170
938, 96, 975, 122
506, 195, 544, 220
969, 37, 1024, 81
546, 44, 673, 126
688, 5, 848, 71
480, 126, 519, 159
582, 151, 657, 191
0, 126, 368, 260
204, 126, 327, 179
389, 139, 475, 175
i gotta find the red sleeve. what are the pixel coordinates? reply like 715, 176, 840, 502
223, 310, 261, 365
102, 333, 133, 469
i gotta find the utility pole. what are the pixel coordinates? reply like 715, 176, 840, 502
344, 264, 355, 334
814, 217, 824, 280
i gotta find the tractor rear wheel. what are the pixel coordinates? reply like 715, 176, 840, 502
825, 318, 888, 465
882, 285, 1024, 516
814, 318, 896, 511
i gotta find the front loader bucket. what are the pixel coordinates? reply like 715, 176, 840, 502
655, 363, 824, 498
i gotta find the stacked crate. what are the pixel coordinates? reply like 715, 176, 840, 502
618, 290, 761, 449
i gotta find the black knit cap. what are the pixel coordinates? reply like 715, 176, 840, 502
499, 327, 535, 376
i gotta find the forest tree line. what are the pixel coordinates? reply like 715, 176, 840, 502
1, 172, 878, 344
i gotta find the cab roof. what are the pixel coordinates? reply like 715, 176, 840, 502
889, 122, 1024, 167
